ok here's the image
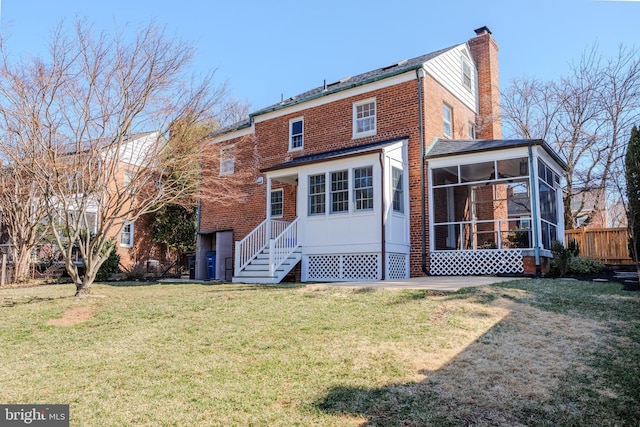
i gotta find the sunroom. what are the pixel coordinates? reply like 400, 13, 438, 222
425, 139, 567, 276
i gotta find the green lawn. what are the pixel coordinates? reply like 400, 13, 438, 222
1, 280, 638, 426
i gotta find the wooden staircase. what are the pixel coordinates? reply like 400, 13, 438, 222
233, 218, 301, 284
232, 246, 301, 284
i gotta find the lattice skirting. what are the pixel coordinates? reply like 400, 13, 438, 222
304, 253, 381, 282
386, 253, 409, 280
429, 249, 524, 275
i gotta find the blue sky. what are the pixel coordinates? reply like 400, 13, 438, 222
0, 0, 637, 112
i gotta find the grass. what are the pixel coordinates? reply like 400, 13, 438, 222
0, 279, 638, 426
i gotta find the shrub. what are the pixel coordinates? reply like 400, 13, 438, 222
568, 257, 604, 274
95, 246, 121, 281
551, 240, 572, 276
126, 262, 147, 280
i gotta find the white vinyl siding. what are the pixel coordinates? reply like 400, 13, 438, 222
423, 44, 477, 112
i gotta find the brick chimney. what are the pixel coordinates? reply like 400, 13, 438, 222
468, 26, 501, 139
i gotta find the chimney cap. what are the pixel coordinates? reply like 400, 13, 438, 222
474, 26, 492, 36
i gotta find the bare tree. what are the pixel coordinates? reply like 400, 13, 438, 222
0, 20, 236, 295
502, 45, 640, 229
0, 163, 50, 282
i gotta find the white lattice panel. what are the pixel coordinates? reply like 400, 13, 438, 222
429, 250, 524, 275
343, 254, 379, 280
387, 253, 408, 279
306, 253, 381, 281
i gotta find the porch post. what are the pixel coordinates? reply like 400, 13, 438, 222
266, 176, 272, 240
528, 146, 541, 276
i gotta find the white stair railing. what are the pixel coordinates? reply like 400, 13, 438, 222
269, 218, 300, 277
235, 219, 292, 274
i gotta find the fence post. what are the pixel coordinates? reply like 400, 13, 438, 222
1, 253, 6, 286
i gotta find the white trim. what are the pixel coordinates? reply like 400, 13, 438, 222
270, 188, 284, 218
219, 144, 235, 175
254, 72, 415, 124
120, 221, 134, 248
289, 117, 304, 151
208, 124, 254, 144
352, 97, 377, 139
442, 103, 453, 138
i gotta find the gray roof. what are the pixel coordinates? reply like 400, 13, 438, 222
210, 45, 459, 138
61, 131, 157, 155
426, 138, 569, 171
251, 45, 459, 118
261, 137, 407, 173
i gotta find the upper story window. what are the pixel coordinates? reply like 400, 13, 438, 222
289, 118, 303, 151
443, 104, 453, 138
270, 189, 283, 218
468, 122, 476, 139
462, 60, 473, 91
220, 145, 235, 175
353, 98, 376, 138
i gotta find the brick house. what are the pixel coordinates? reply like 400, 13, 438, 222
196, 27, 567, 283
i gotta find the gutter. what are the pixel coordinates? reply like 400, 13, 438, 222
417, 68, 429, 276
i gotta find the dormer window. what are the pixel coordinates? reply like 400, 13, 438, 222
289, 117, 304, 151
353, 98, 376, 138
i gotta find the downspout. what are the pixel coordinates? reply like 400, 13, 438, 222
380, 152, 386, 280
417, 68, 429, 275
528, 145, 541, 277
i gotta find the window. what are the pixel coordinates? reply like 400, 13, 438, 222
354, 166, 374, 211
353, 99, 376, 138
308, 174, 326, 215
443, 104, 452, 138
123, 170, 134, 186
120, 222, 134, 247
392, 167, 404, 213
462, 60, 473, 91
220, 145, 235, 175
468, 122, 476, 139
271, 189, 283, 218
330, 170, 349, 213
289, 118, 303, 150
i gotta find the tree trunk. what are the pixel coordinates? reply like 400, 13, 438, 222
13, 249, 32, 283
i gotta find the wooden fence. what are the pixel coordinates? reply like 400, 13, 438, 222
565, 227, 633, 265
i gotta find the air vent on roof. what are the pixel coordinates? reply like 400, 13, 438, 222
327, 76, 351, 87
382, 59, 408, 70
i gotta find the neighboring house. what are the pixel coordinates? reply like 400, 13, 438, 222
570, 188, 609, 228
197, 27, 568, 283
58, 131, 171, 272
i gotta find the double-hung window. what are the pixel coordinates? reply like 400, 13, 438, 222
220, 145, 235, 175
392, 167, 404, 213
354, 166, 374, 211
462, 60, 473, 91
271, 189, 283, 218
443, 104, 453, 138
120, 222, 134, 247
308, 174, 326, 215
353, 99, 376, 138
289, 118, 303, 150
330, 170, 349, 213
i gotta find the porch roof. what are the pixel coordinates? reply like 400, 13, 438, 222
425, 138, 569, 171
261, 136, 407, 173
